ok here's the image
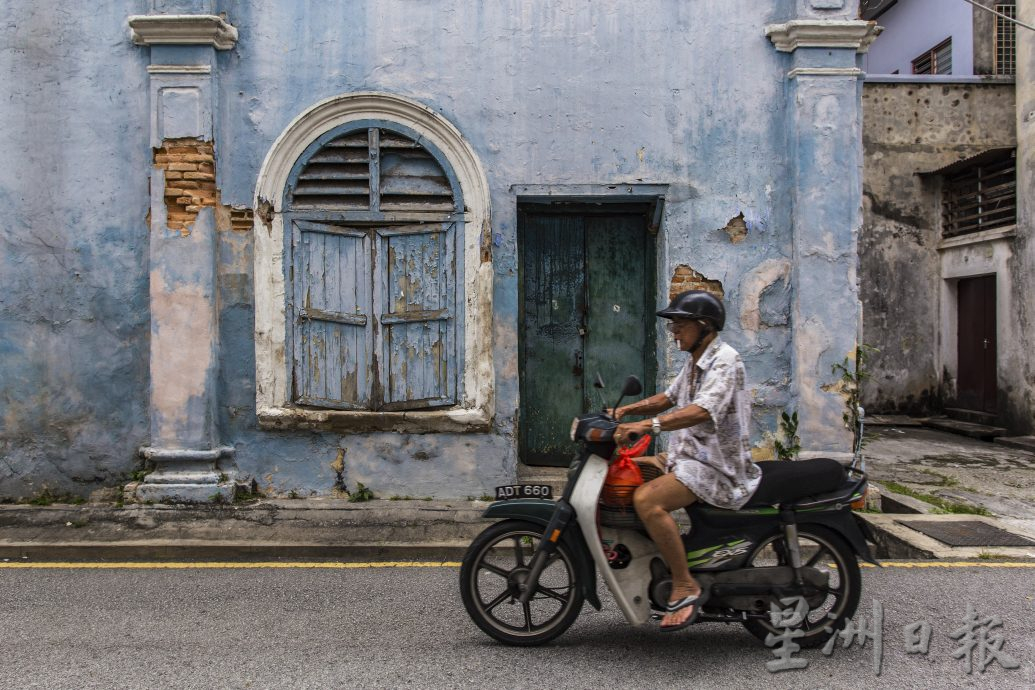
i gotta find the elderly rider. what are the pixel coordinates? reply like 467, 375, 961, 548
612, 290, 761, 632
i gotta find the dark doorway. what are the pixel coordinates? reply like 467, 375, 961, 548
956, 275, 997, 413
518, 203, 657, 466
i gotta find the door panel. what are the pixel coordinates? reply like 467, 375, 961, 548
520, 214, 587, 466
584, 215, 651, 399
956, 275, 997, 413
519, 209, 655, 467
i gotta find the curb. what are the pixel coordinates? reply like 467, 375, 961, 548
0, 541, 471, 563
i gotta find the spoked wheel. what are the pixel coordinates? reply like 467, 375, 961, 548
460, 520, 584, 646
741, 525, 861, 648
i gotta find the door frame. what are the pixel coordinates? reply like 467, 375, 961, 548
515, 195, 664, 466
938, 233, 1012, 417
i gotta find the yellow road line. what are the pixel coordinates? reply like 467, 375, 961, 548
0, 560, 1032, 569
861, 561, 1035, 568
0, 561, 462, 569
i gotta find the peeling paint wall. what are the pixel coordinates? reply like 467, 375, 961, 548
860, 81, 1016, 416
1, 0, 869, 499
0, 4, 151, 499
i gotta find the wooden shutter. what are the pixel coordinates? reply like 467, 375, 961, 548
292, 221, 372, 409
376, 223, 456, 410
287, 125, 460, 411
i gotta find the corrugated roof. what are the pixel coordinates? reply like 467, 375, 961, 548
919, 147, 1015, 176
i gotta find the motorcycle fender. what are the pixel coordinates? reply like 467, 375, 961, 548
797, 510, 881, 566
482, 499, 602, 610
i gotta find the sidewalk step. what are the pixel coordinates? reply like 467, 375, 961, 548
994, 435, 1035, 455
516, 465, 568, 495
921, 416, 1007, 440
858, 514, 1035, 560
944, 407, 1000, 426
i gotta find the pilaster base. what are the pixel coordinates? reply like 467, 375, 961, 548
135, 446, 236, 503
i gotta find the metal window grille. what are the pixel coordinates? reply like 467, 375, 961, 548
913, 37, 952, 75
942, 151, 1016, 238
995, 3, 1017, 76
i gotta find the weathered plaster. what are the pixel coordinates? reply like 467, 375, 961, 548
1, 0, 875, 499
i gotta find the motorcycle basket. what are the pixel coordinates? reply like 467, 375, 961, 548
598, 462, 663, 529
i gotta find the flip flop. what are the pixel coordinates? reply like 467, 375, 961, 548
659, 589, 708, 633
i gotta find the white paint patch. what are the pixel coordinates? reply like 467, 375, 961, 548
739, 258, 791, 338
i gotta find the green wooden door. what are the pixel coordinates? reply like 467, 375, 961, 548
519, 207, 655, 466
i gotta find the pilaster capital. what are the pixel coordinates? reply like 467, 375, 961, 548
765, 19, 882, 53
128, 14, 238, 50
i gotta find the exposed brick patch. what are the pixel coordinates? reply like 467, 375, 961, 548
722, 212, 748, 244
229, 207, 254, 232
669, 265, 724, 301
154, 138, 218, 234
154, 138, 253, 234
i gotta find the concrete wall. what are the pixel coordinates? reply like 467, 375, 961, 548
0, 0, 871, 500
860, 80, 1016, 414
865, 0, 974, 75
1010, 0, 1035, 434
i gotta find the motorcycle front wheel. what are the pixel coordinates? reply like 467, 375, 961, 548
460, 519, 584, 646
741, 524, 862, 648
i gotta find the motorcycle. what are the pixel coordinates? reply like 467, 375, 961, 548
460, 375, 878, 646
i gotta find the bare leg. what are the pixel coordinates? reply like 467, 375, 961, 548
633, 474, 700, 628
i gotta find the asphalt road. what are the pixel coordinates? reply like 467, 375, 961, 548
1, 561, 1033, 689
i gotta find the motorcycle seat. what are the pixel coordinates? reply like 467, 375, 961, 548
741, 457, 846, 508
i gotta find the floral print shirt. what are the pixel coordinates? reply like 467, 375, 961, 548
663, 337, 761, 510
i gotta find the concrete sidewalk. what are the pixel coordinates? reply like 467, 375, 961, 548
0, 498, 492, 562
858, 424, 1035, 559
2, 425, 1034, 563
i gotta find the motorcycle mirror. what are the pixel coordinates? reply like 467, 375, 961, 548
611, 375, 642, 419
621, 375, 642, 397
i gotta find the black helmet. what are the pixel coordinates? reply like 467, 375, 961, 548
657, 290, 725, 331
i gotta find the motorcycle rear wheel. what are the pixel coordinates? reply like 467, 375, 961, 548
741, 524, 861, 648
460, 519, 584, 646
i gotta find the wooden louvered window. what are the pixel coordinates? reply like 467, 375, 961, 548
285, 125, 460, 411
942, 150, 1016, 238
913, 38, 952, 75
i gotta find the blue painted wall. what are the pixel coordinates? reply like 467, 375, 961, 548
1, 0, 866, 500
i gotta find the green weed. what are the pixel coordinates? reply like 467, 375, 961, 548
774, 410, 801, 461
347, 483, 375, 503
882, 481, 991, 516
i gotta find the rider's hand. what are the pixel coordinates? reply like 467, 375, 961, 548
609, 406, 627, 422
614, 420, 650, 446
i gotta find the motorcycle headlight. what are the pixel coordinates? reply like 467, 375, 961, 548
570, 417, 579, 441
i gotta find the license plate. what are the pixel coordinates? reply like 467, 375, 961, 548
494, 484, 552, 500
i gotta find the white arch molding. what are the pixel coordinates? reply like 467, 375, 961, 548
252, 92, 494, 432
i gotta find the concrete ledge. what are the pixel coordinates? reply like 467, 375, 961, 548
859, 514, 1035, 560
994, 436, 1035, 454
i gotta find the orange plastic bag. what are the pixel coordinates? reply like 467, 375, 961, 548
601, 435, 651, 506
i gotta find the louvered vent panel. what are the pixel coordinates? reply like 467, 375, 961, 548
291, 131, 370, 209
378, 130, 455, 212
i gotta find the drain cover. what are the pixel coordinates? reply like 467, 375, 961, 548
895, 520, 1035, 547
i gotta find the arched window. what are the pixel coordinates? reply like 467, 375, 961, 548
284, 123, 460, 410
253, 93, 493, 432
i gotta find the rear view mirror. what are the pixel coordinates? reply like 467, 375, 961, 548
621, 375, 642, 397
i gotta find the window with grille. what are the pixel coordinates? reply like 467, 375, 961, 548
912, 38, 952, 75
942, 150, 1016, 238
995, 3, 1016, 76
285, 124, 461, 411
